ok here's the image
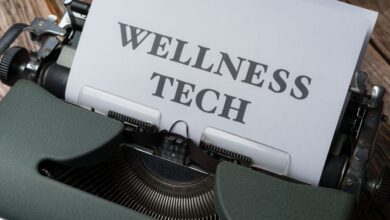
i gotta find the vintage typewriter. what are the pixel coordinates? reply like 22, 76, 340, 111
0, 1, 389, 219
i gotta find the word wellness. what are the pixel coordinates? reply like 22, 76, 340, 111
119, 22, 312, 124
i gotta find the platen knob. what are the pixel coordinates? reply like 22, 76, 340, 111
0, 46, 29, 85
370, 166, 390, 209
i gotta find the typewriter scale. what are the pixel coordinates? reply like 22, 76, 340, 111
0, 1, 389, 220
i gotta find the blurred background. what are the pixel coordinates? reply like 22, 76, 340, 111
0, 0, 388, 219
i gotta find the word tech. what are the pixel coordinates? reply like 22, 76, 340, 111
119, 22, 312, 124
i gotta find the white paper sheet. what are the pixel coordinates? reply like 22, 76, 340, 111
301, 0, 377, 69
66, 0, 376, 185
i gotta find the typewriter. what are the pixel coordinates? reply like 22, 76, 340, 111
0, 1, 388, 219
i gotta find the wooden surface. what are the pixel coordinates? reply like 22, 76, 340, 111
348, 0, 390, 62
0, 0, 389, 219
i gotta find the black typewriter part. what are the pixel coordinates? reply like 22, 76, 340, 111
367, 166, 390, 209
199, 142, 252, 167
65, 0, 90, 16
0, 1, 86, 97
64, 0, 90, 30
0, 23, 27, 55
39, 146, 217, 220
319, 78, 370, 189
341, 85, 387, 203
41, 62, 70, 98
108, 110, 158, 133
158, 120, 192, 165
319, 71, 390, 208
122, 122, 220, 174
0, 46, 30, 85
158, 131, 190, 165
36, 115, 242, 220
117, 117, 250, 173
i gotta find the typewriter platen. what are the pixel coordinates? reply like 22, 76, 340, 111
0, 1, 389, 219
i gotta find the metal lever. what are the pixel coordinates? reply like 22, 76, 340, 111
0, 23, 28, 55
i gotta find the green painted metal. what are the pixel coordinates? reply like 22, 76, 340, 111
0, 80, 150, 220
214, 162, 355, 220
0, 80, 355, 220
